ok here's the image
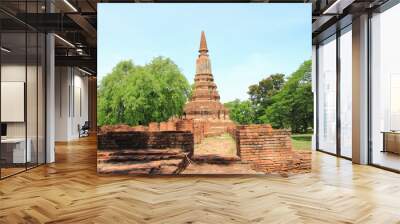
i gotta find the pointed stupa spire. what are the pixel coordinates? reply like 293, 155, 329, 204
199, 31, 208, 53
184, 30, 231, 120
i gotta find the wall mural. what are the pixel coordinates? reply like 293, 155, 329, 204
97, 4, 313, 175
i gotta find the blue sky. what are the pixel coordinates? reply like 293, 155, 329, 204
98, 3, 311, 102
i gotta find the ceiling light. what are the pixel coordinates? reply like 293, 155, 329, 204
76, 48, 85, 55
323, 0, 355, 15
1, 47, 11, 53
54, 34, 75, 48
323, 0, 341, 14
63, 0, 78, 12
78, 67, 92, 76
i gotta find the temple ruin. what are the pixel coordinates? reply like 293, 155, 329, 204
184, 31, 229, 120
97, 31, 311, 175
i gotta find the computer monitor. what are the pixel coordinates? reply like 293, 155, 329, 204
1, 123, 7, 137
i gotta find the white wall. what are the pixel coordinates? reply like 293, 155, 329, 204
1, 65, 26, 139
55, 66, 69, 141
1, 63, 46, 164
71, 72, 89, 138
55, 67, 89, 141
1, 65, 37, 138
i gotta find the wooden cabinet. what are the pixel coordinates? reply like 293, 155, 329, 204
382, 132, 400, 154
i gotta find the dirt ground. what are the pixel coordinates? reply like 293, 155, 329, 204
182, 133, 262, 174
194, 133, 237, 157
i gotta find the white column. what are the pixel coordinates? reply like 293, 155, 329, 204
46, 32, 55, 163
352, 14, 369, 164
45, 0, 57, 163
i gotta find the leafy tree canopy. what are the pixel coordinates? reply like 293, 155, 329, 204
263, 60, 313, 132
226, 60, 313, 133
224, 99, 256, 125
248, 73, 285, 123
98, 57, 191, 126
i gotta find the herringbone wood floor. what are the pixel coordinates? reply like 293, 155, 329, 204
1, 136, 400, 224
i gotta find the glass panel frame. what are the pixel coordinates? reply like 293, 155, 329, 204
315, 23, 354, 161
339, 25, 352, 159
0, 30, 28, 178
0, 1, 47, 179
370, 3, 400, 172
317, 34, 337, 155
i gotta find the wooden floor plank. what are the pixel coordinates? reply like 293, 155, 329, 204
0, 136, 400, 223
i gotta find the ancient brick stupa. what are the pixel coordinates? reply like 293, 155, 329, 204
184, 31, 229, 120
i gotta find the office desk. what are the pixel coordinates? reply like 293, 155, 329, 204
1, 138, 31, 163
382, 131, 400, 154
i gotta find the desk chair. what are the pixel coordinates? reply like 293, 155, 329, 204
79, 121, 90, 138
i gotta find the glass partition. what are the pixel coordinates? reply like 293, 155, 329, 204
339, 26, 352, 158
370, 3, 400, 171
0, 2, 46, 179
1, 31, 28, 177
317, 35, 337, 154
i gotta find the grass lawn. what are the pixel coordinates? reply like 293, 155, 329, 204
291, 133, 312, 151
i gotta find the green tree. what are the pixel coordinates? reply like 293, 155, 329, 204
224, 99, 255, 125
98, 60, 134, 125
263, 60, 313, 133
248, 73, 285, 122
98, 57, 191, 126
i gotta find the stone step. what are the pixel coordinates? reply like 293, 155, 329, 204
204, 132, 224, 137
98, 149, 187, 163
98, 148, 184, 156
191, 154, 243, 165
98, 154, 186, 163
97, 159, 188, 175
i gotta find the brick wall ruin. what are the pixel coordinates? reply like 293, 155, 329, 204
236, 124, 311, 174
100, 118, 234, 145
98, 122, 311, 175
98, 131, 194, 155
226, 126, 237, 141
97, 131, 194, 175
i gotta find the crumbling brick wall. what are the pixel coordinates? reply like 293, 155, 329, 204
203, 120, 235, 137
148, 122, 159, 132
175, 119, 203, 144
98, 130, 194, 175
226, 125, 237, 141
99, 124, 136, 134
98, 131, 194, 156
99, 117, 235, 147
133, 125, 147, 131
159, 122, 168, 131
176, 119, 193, 132
236, 124, 311, 174
167, 120, 176, 131
193, 120, 206, 144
